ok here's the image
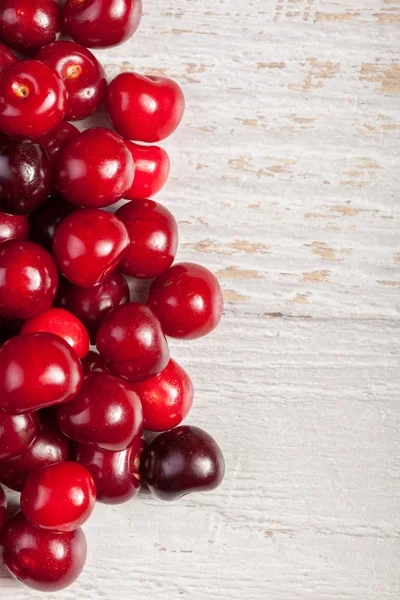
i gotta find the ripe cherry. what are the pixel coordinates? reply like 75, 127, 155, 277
144, 426, 225, 501
0, 411, 39, 461
133, 359, 193, 432
38, 122, 79, 169
0, 60, 66, 138
96, 302, 170, 382
147, 262, 224, 339
124, 141, 170, 199
29, 195, 77, 251
37, 41, 107, 121
57, 373, 143, 451
0, 512, 87, 592
53, 209, 129, 288
0, 332, 83, 414
0, 240, 58, 320
55, 127, 134, 208
21, 308, 90, 359
21, 462, 96, 532
0, 485, 6, 533
106, 72, 185, 142
0, 211, 29, 244
81, 350, 109, 375
64, 0, 142, 49
0, 42, 17, 76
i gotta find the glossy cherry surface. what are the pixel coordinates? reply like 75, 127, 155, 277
0, 512, 87, 592
81, 350, 109, 374
0, 416, 73, 492
21, 462, 96, 532
133, 359, 193, 432
0, 240, 58, 320
55, 127, 134, 208
106, 72, 185, 142
0, 42, 17, 76
0, 211, 29, 244
57, 372, 143, 451
147, 262, 224, 339
144, 425, 225, 501
75, 435, 144, 504
0, 332, 83, 414
55, 272, 130, 343
0, 137, 52, 214
116, 199, 178, 279
96, 302, 170, 382
64, 0, 142, 49
21, 308, 90, 359
38, 122, 79, 168
53, 209, 129, 288
29, 195, 77, 251
0, 60, 66, 138
37, 41, 107, 121
125, 141, 170, 199
0, 411, 39, 461
0, 485, 6, 533
0, 0, 61, 54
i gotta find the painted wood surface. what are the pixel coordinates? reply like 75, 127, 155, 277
1, 0, 400, 598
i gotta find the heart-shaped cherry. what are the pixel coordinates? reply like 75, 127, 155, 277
124, 141, 170, 199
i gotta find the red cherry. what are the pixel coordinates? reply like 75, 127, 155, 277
0, 484, 6, 533
0, 512, 87, 592
0, 332, 83, 414
57, 372, 143, 451
21, 462, 96, 532
0, 211, 29, 244
116, 199, 178, 279
106, 72, 185, 142
38, 122, 80, 169
55, 272, 130, 343
81, 350, 109, 374
96, 302, 170, 382
0, 415, 72, 492
0, 60, 66, 138
133, 359, 193, 432
0, 411, 39, 461
0, 42, 17, 76
37, 41, 107, 121
53, 209, 129, 288
21, 308, 90, 359
75, 435, 144, 504
124, 141, 170, 199
64, 0, 142, 49
147, 262, 224, 339
29, 195, 78, 252
0, 240, 58, 320
0, 0, 61, 55
55, 127, 134, 208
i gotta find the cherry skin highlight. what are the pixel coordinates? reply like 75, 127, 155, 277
0, 411, 39, 461
29, 195, 78, 252
124, 141, 170, 199
0, 485, 6, 533
38, 122, 79, 169
0, 211, 29, 244
0, 42, 17, 76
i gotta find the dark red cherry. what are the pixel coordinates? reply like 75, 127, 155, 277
81, 350, 109, 374
37, 40, 107, 121
57, 373, 143, 451
0, 42, 17, 76
0, 512, 87, 592
144, 426, 225, 501
0, 211, 29, 244
124, 141, 170, 199
29, 195, 78, 251
116, 199, 178, 279
38, 122, 79, 168
75, 435, 144, 504
0, 240, 58, 320
96, 302, 170, 382
0, 411, 39, 461
0, 484, 6, 533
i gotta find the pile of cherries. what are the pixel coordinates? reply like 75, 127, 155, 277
0, 0, 225, 593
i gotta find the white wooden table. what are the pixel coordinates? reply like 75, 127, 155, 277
2, 1, 400, 598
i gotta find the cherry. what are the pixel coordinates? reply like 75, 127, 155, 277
124, 141, 170, 199
133, 359, 193, 432
144, 426, 225, 501
0, 211, 29, 244
116, 199, 178, 279
21, 308, 90, 359
0, 332, 83, 414
37, 41, 107, 121
81, 350, 109, 374
0, 415, 72, 492
96, 303, 170, 382
106, 72, 185, 142
0, 485, 6, 533
0, 411, 39, 461
55, 272, 130, 343
64, 0, 142, 49
55, 127, 134, 208
57, 372, 143, 451
21, 462, 96, 532
0, 137, 52, 214
0, 42, 17, 76
147, 262, 224, 339
0, 60, 66, 138
75, 435, 144, 504
29, 195, 77, 252
0, 0, 61, 55
38, 122, 80, 169
0, 240, 58, 320
53, 209, 129, 288
0, 512, 87, 592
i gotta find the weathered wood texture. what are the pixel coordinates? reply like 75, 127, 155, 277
1, 0, 400, 598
